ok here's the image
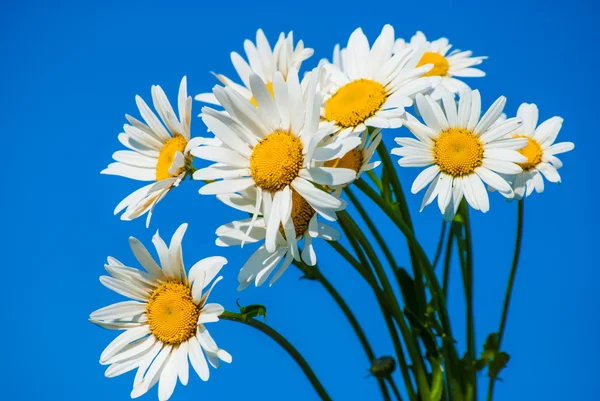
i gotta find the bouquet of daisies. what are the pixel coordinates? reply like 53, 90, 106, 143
91, 26, 574, 401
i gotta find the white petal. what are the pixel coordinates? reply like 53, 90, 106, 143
199, 178, 255, 195
300, 167, 356, 186
191, 146, 249, 168
537, 162, 561, 183
475, 166, 512, 193
188, 337, 209, 381
411, 165, 440, 194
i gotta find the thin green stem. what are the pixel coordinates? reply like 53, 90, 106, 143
460, 201, 476, 401
355, 178, 452, 334
367, 170, 383, 192
292, 261, 391, 401
387, 377, 405, 401
220, 312, 332, 401
376, 141, 427, 313
432, 221, 448, 269
339, 211, 431, 401
332, 225, 416, 401
442, 229, 454, 301
355, 178, 464, 398
345, 187, 398, 276
486, 199, 525, 401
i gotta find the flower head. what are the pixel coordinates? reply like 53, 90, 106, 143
90, 224, 231, 401
214, 188, 340, 289
394, 31, 486, 99
195, 29, 313, 106
192, 68, 357, 253
102, 77, 202, 227
320, 25, 440, 136
505, 103, 574, 199
393, 88, 527, 220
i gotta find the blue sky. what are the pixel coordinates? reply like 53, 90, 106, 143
1, 0, 598, 400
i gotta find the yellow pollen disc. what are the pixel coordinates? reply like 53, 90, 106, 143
434, 129, 484, 176
514, 135, 543, 171
146, 282, 200, 345
417, 52, 450, 77
250, 81, 274, 107
324, 79, 388, 128
156, 134, 188, 181
325, 148, 364, 174
280, 190, 316, 239
250, 131, 304, 192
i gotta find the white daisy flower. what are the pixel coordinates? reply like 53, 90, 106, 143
319, 25, 440, 137
90, 224, 231, 401
392, 88, 528, 220
195, 29, 313, 106
394, 31, 487, 99
102, 77, 202, 227
506, 103, 574, 199
214, 189, 340, 289
192, 68, 357, 253
324, 129, 383, 192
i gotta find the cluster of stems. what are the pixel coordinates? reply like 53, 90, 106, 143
222, 138, 524, 401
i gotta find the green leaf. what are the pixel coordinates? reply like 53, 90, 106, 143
395, 268, 421, 315
489, 352, 510, 380
475, 332, 510, 380
236, 299, 267, 322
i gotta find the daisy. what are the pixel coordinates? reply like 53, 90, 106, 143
102, 77, 202, 227
195, 29, 313, 106
392, 88, 528, 220
319, 25, 440, 137
192, 68, 357, 253
90, 224, 231, 401
324, 129, 383, 191
214, 188, 340, 290
506, 103, 574, 199
394, 31, 487, 99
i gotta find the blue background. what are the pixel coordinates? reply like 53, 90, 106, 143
1, 0, 598, 400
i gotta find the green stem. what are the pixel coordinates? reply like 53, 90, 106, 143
331, 229, 416, 401
220, 312, 332, 401
367, 170, 383, 192
338, 211, 431, 401
432, 221, 448, 269
355, 178, 464, 398
486, 199, 525, 401
459, 201, 476, 400
376, 140, 427, 314
442, 229, 454, 301
355, 178, 452, 335
345, 187, 398, 278
293, 260, 391, 401
387, 377, 405, 401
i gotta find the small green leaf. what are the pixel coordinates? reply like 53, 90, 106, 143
395, 268, 421, 315
489, 352, 510, 380
236, 299, 267, 322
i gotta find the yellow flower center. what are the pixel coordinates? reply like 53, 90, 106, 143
156, 135, 188, 181
417, 52, 450, 77
514, 135, 543, 171
250, 81, 274, 107
250, 131, 304, 192
325, 148, 364, 174
324, 79, 388, 128
146, 282, 200, 345
434, 129, 484, 176
280, 190, 316, 239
